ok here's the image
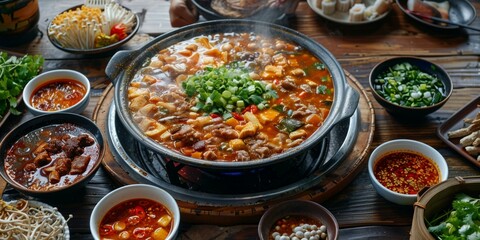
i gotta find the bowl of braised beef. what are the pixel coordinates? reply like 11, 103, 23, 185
258, 200, 338, 240
0, 113, 105, 197
106, 19, 359, 172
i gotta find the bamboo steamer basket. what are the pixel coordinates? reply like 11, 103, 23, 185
410, 176, 480, 239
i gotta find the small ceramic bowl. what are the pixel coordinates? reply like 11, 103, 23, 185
258, 200, 339, 240
191, 0, 295, 22
22, 69, 90, 115
0, 113, 105, 197
90, 184, 181, 240
369, 57, 452, 117
368, 139, 449, 205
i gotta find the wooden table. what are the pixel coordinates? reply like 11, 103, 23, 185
1, 0, 479, 239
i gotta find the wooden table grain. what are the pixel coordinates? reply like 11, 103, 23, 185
1, 0, 479, 239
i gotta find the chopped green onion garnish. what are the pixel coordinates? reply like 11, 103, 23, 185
181, 64, 277, 116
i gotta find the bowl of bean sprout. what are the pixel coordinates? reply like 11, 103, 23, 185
0, 199, 71, 240
258, 200, 338, 240
47, 2, 139, 54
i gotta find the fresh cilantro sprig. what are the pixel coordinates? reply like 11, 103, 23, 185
0, 52, 44, 117
428, 193, 480, 240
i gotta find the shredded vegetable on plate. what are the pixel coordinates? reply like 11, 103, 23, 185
48, 2, 136, 49
0, 199, 72, 240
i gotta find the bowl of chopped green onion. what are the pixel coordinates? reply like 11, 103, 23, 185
369, 57, 452, 117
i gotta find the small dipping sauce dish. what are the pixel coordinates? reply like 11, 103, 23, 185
368, 139, 448, 205
23, 69, 90, 115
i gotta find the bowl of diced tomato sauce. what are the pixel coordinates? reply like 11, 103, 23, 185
22, 69, 91, 115
90, 184, 180, 240
368, 139, 449, 205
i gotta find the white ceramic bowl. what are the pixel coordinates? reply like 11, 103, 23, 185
22, 69, 90, 115
90, 184, 180, 240
368, 139, 449, 205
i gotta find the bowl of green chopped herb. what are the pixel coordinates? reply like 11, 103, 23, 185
411, 176, 480, 240
369, 57, 452, 117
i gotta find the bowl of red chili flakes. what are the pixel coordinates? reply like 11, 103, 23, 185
368, 139, 449, 205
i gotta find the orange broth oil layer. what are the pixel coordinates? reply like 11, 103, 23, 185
373, 151, 440, 195
30, 79, 86, 111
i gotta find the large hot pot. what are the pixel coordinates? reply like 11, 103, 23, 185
106, 20, 359, 172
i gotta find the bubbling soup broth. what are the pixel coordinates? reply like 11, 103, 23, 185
128, 32, 334, 162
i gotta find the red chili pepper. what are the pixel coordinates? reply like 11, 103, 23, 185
110, 23, 127, 40
210, 113, 221, 119
298, 91, 308, 99
133, 205, 146, 219
127, 215, 141, 225
133, 227, 148, 238
232, 112, 244, 121
99, 224, 114, 236
242, 105, 258, 114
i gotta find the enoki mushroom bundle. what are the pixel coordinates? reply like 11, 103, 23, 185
448, 104, 480, 161
48, 2, 136, 49
0, 199, 72, 240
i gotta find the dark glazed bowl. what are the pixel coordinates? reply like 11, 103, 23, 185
47, 4, 139, 55
396, 0, 476, 30
258, 200, 339, 240
106, 19, 359, 171
369, 57, 452, 117
0, 113, 105, 197
191, 0, 288, 22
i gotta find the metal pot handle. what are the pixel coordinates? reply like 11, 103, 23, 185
105, 49, 135, 84
331, 84, 360, 125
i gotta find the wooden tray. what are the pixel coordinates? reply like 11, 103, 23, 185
92, 70, 376, 224
437, 96, 480, 168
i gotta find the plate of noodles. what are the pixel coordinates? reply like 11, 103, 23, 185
0, 199, 71, 240
47, 2, 139, 54
307, 0, 393, 25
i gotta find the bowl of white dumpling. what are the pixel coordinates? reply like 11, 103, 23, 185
307, 0, 393, 25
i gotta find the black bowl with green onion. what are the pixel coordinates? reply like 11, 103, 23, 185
369, 57, 452, 117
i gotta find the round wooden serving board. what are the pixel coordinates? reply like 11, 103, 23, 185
92, 70, 375, 225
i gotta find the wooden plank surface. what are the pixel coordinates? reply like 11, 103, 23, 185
0, 0, 479, 239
